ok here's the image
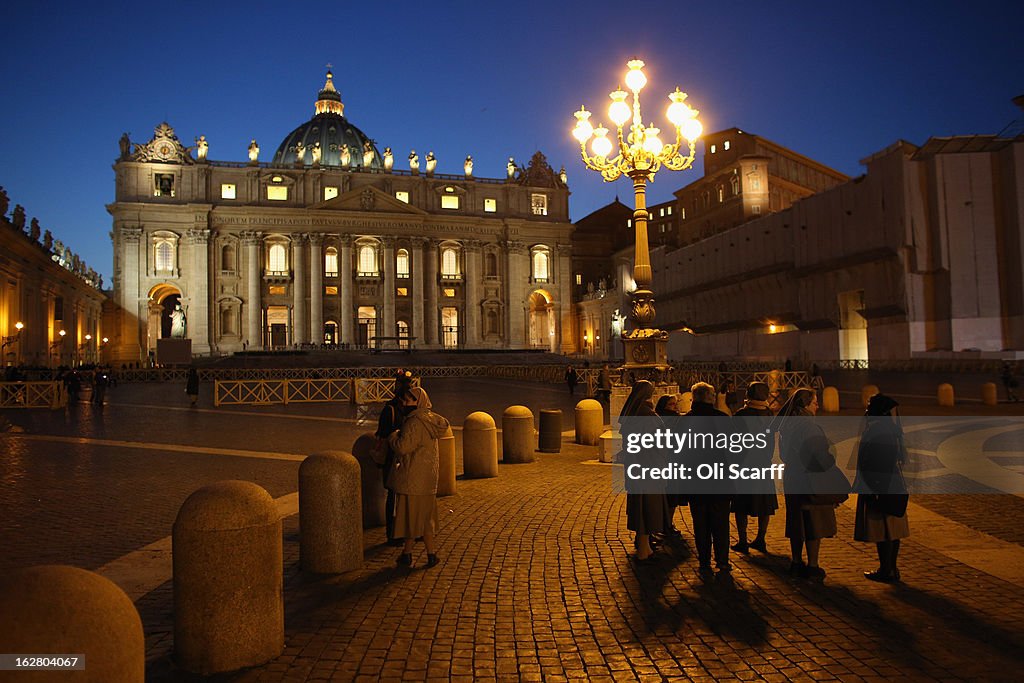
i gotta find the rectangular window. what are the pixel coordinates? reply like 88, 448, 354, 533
325, 286, 338, 295
710, 144, 717, 154
667, 206, 672, 215
484, 198, 497, 212
267, 186, 288, 201
443, 288, 456, 297
395, 191, 409, 203
221, 183, 236, 199
681, 207, 686, 219
324, 186, 339, 201
724, 140, 731, 151
531, 194, 548, 216
269, 285, 286, 295
627, 219, 632, 228
659, 207, 665, 217
397, 287, 408, 297
575, 273, 582, 285
441, 195, 460, 210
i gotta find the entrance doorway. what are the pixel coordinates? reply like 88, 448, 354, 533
528, 290, 556, 352
266, 306, 289, 348
357, 306, 376, 349
838, 290, 868, 363
441, 307, 460, 349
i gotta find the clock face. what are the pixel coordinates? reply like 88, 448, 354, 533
158, 144, 173, 159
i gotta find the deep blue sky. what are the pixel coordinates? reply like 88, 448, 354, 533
1, 1, 1021, 282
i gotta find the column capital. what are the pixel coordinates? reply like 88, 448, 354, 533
380, 235, 397, 249
240, 230, 263, 246
186, 228, 210, 244
291, 232, 308, 246
505, 240, 527, 255
338, 233, 354, 248
410, 236, 431, 249
555, 242, 573, 257
121, 226, 143, 243
307, 232, 324, 247
464, 239, 485, 252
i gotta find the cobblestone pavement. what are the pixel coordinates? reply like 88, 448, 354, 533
2, 378, 1024, 681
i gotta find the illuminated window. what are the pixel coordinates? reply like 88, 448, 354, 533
575, 273, 582, 285
752, 205, 761, 215
155, 240, 174, 272
441, 195, 460, 210
717, 186, 724, 203
324, 247, 338, 277
659, 207, 665, 217
443, 288, 456, 297
325, 286, 338, 295
532, 250, 549, 282
397, 320, 410, 349
396, 249, 410, 278
531, 194, 548, 216
397, 287, 408, 297
710, 144, 717, 154
484, 198, 497, 212
324, 186, 339, 201
724, 140, 731, 151
441, 247, 460, 278
627, 219, 632, 228
667, 206, 673, 215
731, 177, 739, 195
269, 285, 286, 295
268, 244, 287, 272
221, 183, 236, 199
358, 245, 377, 275
681, 207, 686, 219
267, 185, 288, 201
395, 191, 409, 203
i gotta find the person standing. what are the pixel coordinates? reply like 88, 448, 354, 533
92, 369, 108, 405
185, 367, 200, 407
388, 386, 450, 568
621, 380, 668, 561
655, 394, 684, 537
597, 363, 612, 404
1001, 362, 1018, 402
686, 382, 733, 576
776, 389, 843, 582
565, 365, 579, 396
376, 370, 414, 546
732, 382, 778, 554
853, 394, 910, 582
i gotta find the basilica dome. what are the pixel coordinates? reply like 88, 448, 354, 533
272, 71, 383, 170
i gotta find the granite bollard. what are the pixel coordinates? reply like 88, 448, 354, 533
574, 399, 603, 445
822, 386, 840, 413
862, 384, 880, 408
438, 425, 457, 496
538, 409, 562, 453
463, 411, 498, 478
938, 383, 955, 407
502, 405, 535, 463
299, 451, 363, 573
173, 480, 283, 674
982, 382, 998, 406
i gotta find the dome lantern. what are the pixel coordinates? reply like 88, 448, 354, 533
314, 70, 345, 116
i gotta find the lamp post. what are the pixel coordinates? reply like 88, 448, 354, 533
571, 59, 702, 381
2, 321, 24, 366
80, 334, 93, 366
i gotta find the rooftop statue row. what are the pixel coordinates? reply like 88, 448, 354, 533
0, 186, 103, 290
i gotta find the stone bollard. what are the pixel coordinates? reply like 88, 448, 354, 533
463, 411, 499, 478
173, 481, 283, 674
0, 565, 145, 682
299, 452, 363, 574
502, 405, 536, 463
575, 399, 603, 445
437, 426, 457, 496
822, 386, 840, 413
861, 384, 880, 408
938, 383, 955, 407
677, 392, 693, 414
351, 433, 386, 529
538, 409, 562, 453
982, 382, 998, 406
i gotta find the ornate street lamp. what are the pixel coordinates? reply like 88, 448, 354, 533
571, 59, 702, 379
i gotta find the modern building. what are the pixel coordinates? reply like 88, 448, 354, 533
0, 190, 106, 368
107, 71, 574, 364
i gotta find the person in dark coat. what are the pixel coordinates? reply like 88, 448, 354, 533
185, 367, 200, 406
853, 394, 909, 582
655, 394, 683, 536
1001, 362, 1018, 402
376, 370, 414, 545
565, 365, 579, 395
776, 388, 842, 582
621, 380, 668, 561
686, 382, 733, 575
731, 382, 778, 554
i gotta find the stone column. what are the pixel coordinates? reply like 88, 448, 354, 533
423, 239, 438, 347
119, 225, 143, 362
309, 233, 323, 346
506, 240, 527, 349
381, 237, 396, 344
292, 234, 307, 345
464, 240, 483, 348
186, 227, 211, 354
339, 235, 354, 345
411, 237, 426, 346
557, 243, 574, 354
242, 231, 263, 349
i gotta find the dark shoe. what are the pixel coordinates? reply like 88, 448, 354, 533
698, 564, 714, 578
803, 566, 826, 582
749, 538, 768, 554
425, 553, 440, 568
788, 560, 805, 576
731, 542, 749, 554
864, 570, 894, 583
717, 562, 732, 573
666, 526, 682, 537
397, 553, 412, 567
386, 538, 405, 547
891, 568, 901, 582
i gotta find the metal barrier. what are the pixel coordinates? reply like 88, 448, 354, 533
285, 379, 352, 404
214, 380, 288, 406
0, 381, 67, 409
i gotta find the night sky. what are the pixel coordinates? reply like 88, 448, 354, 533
1, 0, 1021, 283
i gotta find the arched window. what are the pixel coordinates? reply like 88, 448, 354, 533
324, 247, 338, 277
358, 245, 377, 275
396, 249, 410, 278
440, 247, 460, 278
155, 241, 174, 272
268, 244, 287, 273
531, 249, 549, 282
485, 252, 498, 277
730, 177, 740, 196
717, 185, 724, 203
221, 244, 236, 271
397, 320, 410, 349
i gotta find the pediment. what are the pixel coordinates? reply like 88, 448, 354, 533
310, 185, 428, 215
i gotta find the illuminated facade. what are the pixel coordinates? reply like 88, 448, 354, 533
108, 71, 573, 363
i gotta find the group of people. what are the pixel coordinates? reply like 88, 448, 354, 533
374, 370, 451, 569
622, 380, 910, 584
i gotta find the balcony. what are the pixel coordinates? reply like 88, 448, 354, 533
263, 269, 292, 283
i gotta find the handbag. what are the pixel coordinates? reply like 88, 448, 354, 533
807, 465, 850, 506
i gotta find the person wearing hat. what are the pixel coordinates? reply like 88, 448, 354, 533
731, 382, 778, 554
853, 393, 910, 582
375, 369, 414, 545
388, 386, 451, 568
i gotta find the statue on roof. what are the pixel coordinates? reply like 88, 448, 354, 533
0, 186, 8, 219
42, 229, 53, 250
517, 151, 561, 188
383, 147, 394, 171
195, 135, 208, 161
29, 218, 40, 241
507, 157, 516, 180
464, 155, 473, 178
311, 141, 322, 166
339, 144, 350, 168
295, 141, 306, 164
362, 140, 375, 167
425, 151, 437, 176
11, 205, 25, 231
248, 139, 260, 163
119, 133, 131, 160
409, 150, 419, 174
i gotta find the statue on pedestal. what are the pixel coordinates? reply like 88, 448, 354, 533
0, 186, 8, 219
29, 218, 40, 241
171, 303, 187, 338
362, 140, 374, 167
248, 139, 260, 163
507, 157, 516, 180
195, 135, 208, 160
42, 229, 53, 250
311, 141, 322, 166
119, 133, 131, 160
11, 205, 25, 231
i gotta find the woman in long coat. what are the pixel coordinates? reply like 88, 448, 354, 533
732, 382, 778, 553
621, 380, 669, 561
388, 386, 450, 568
853, 393, 910, 582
